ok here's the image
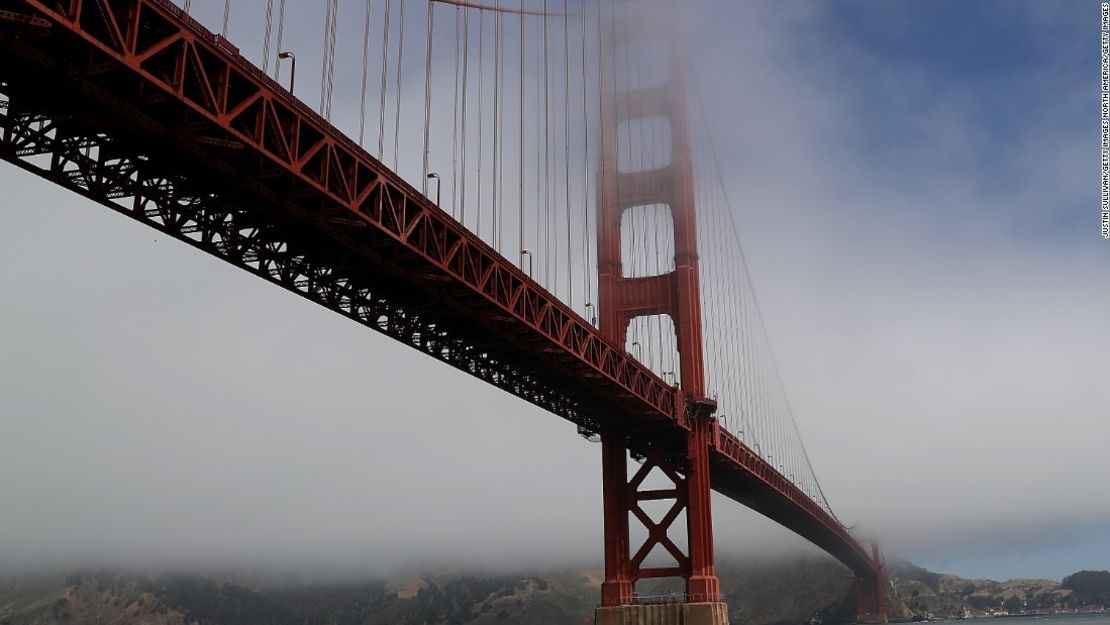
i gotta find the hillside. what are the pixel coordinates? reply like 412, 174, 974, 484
0, 556, 853, 625
2, 559, 1106, 625
886, 561, 1108, 620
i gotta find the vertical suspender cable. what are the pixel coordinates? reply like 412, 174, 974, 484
518, 5, 525, 265
490, 1, 499, 251
378, 0, 392, 159
330, 0, 339, 118
393, 0, 407, 168
274, 0, 287, 80
359, 0, 372, 146
542, 0, 550, 290
592, 0, 605, 318
422, 2, 436, 193
460, 8, 471, 224
476, 10, 485, 239
562, 0, 571, 304
321, 0, 330, 114
329, 1, 338, 117
262, 0, 275, 73
581, 0, 594, 313
320, 0, 339, 120
653, 42, 667, 377
451, 7, 461, 217
532, 12, 541, 286
221, 0, 231, 37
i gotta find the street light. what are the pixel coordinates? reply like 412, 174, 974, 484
277, 51, 296, 94
520, 249, 532, 277
426, 172, 441, 206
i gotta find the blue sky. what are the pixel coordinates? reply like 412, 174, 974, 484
820, 1, 1093, 241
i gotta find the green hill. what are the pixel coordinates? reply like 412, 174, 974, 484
2, 560, 1105, 625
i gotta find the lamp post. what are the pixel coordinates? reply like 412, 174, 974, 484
277, 51, 296, 94
520, 249, 532, 277
426, 172, 441, 206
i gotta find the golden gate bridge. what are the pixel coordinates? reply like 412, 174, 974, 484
0, 1, 886, 623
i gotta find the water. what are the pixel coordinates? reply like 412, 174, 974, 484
971, 615, 1110, 625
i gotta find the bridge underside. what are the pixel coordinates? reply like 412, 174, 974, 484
0, 0, 881, 604
0, 1, 675, 440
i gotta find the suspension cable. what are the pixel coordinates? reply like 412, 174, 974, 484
393, 0, 407, 167
581, 0, 596, 313
451, 5, 461, 217
421, 1, 435, 192
517, 3, 524, 269
431, 0, 564, 17
273, 0, 287, 80
542, 0, 550, 289
562, 0, 572, 303
358, 0, 372, 145
476, 8, 485, 238
262, 0, 275, 73
221, 0, 231, 37
378, 0, 392, 159
320, 0, 339, 120
460, 7, 471, 224
493, 0, 503, 251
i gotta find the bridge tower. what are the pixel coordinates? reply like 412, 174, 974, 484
594, 10, 728, 625
855, 543, 889, 623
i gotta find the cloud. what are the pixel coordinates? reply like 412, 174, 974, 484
685, 0, 1110, 578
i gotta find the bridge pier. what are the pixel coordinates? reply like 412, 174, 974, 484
595, 602, 729, 625
855, 543, 888, 624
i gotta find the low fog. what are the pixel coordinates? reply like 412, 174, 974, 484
1, 1, 1106, 582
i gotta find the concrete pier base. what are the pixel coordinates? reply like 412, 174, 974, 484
595, 602, 729, 625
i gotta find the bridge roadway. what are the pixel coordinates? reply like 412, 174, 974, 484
0, 0, 878, 586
